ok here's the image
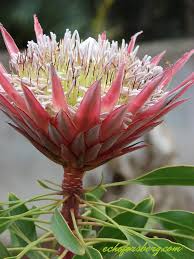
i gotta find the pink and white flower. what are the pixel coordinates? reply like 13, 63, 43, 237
1, 15, 194, 258
1, 16, 193, 173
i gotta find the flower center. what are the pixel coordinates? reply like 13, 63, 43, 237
9, 30, 163, 113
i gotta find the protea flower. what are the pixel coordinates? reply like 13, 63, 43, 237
0, 15, 193, 258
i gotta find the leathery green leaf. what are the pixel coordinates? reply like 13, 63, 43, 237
134, 166, 194, 186
51, 209, 85, 255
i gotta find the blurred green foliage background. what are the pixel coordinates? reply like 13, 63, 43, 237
0, 0, 194, 48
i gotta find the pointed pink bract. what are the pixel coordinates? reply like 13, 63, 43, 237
85, 124, 100, 147
0, 94, 21, 118
22, 84, 49, 131
0, 70, 26, 109
33, 14, 43, 39
101, 105, 127, 140
127, 74, 163, 115
168, 72, 194, 96
56, 110, 77, 142
48, 123, 67, 145
50, 64, 68, 111
159, 50, 194, 89
127, 31, 143, 53
74, 80, 101, 131
101, 64, 125, 112
0, 25, 19, 56
151, 51, 166, 65
70, 132, 85, 157
152, 99, 188, 122
61, 144, 77, 167
85, 143, 101, 162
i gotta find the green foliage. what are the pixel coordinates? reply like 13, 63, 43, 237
8, 193, 41, 259
95, 197, 154, 251
154, 210, 194, 250
0, 165, 194, 257
134, 166, 194, 186
113, 237, 194, 259
0, 216, 10, 234
104, 165, 194, 188
155, 210, 194, 234
106, 198, 135, 218
89, 185, 106, 200
85, 192, 107, 221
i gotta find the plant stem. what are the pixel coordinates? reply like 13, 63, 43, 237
85, 237, 129, 246
102, 179, 134, 188
58, 167, 84, 259
8, 247, 57, 254
0, 192, 60, 207
36, 223, 52, 232
78, 221, 103, 226
71, 209, 86, 246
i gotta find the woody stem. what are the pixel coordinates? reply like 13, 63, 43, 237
58, 167, 84, 259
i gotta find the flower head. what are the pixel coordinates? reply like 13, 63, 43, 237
0, 16, 193, 170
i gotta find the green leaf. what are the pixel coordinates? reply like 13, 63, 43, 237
0, 241, 10, 258
131, 197, 154, 226
8, 193, 40, 259
51, 209, 85, 255
95, 197, 153, 251
106, 198, 135, 218
89, 185, 106, 200
86, 174, 106, 200
154, 210, 194, 249
73, 246, 103, 259
85, 193, 107, 220
154, 210, 194, 234
115, 236, 194, 259
0, 218, 10, 234
100, 229, 194, 259
174, 231, 194, 250
108, 197, 153, 230
0, 222, 9, 235
134, 166, 194, 186
81, 229, 96, 238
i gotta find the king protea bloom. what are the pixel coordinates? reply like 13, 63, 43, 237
0, 15, 194, 258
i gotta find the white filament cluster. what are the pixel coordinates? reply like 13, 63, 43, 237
9, 30, 164, 112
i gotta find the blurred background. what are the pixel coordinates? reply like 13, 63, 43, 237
0, 0, 194, 210
0, 0, 194, 47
